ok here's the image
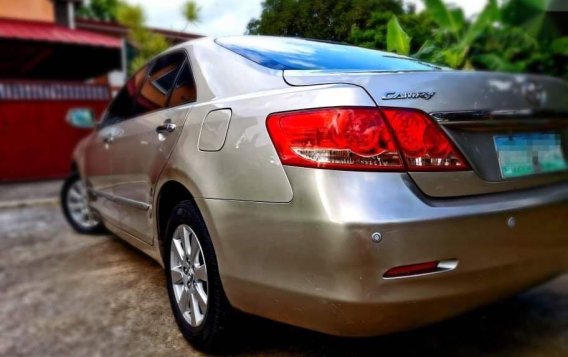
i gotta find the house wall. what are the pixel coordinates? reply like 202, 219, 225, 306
0, 0, 55, 23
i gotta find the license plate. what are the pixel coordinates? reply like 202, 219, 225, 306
494, 133, 567, 179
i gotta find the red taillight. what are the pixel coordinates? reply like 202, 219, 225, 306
266, 107, 469, 171
266, 108, 403, 171
380, 108, 469, 171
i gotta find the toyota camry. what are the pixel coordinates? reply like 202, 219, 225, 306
61, 36, 568, 351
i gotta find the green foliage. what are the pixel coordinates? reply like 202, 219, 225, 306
469, 25, 567, 79
116, 3, 170, 73
386, 16, 410, 55
81, 1, 200, 75
247, 0, 405, 42
412, 0, 499, 68
116, 3, 145, 28
462, 0, 499, 45
77, 0, 121, 21
182, 1, 200, 23
248, 0, 567, 79
412, 0, 567, 79
349, 5, 434, 53
501, 0, 560, 40
551, 37, 568, 56
424, 0, 464, 36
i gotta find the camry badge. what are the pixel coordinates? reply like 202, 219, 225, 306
382, 91, 436, 100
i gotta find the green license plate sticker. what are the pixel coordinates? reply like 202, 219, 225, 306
494, 133, 567, 179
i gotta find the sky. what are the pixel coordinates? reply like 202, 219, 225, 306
126, 0, 489, 37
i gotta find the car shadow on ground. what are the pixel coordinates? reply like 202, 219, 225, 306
90, 236, 568, 357
225, 285, 565, 357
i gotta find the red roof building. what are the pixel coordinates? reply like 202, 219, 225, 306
0, 17, 121, 47
76, 18, 201, 45
0, 0, 201, 181
0, 17, 122, 79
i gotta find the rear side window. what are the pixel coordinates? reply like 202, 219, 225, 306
133, 52, 186, 116
168, 60, 197, 107
216, 36, 440, 72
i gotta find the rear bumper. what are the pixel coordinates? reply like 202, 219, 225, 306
198, 168, 568, 336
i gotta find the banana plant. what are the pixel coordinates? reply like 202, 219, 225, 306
385, 0, 567, 77
386, 16, 411, 56
423, 0, 499, 68
386, 0, 499, 68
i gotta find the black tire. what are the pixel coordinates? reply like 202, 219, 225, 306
164, 201, 234, 352
61, 173, 105, 234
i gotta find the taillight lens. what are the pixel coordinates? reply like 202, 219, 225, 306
266, 108, 403, 171
266, 107, 469, 171
380, 108, 469, 171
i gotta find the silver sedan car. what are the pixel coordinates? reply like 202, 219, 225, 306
62, 36, 568, 351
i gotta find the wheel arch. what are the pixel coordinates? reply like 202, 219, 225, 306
155, 180, 222, 269
156, 181, 195, 261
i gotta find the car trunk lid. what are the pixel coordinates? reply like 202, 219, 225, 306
284, 70, 568, 197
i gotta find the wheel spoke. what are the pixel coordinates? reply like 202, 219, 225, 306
189, 235, 200, 264
172, 239, 185, 263
194, 264, 207, 282
170, 266, 184, 284
178, 287, 190, 313
68, 202, 83, 210
190, 292, 200, 325
182, 226, 192, 260
69, 187, 82, 200
195, 284, 207, 311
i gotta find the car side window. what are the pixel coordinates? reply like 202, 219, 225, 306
132, 52, 186, 116
168, 60, 197, 107
101, 66, 148, 126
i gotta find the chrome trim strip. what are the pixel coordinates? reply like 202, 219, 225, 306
431, 109, 568, 122
437, 259, 459, 270
88, 188, 150, 211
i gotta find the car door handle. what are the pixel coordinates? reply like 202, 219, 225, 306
156, 119, 176, 134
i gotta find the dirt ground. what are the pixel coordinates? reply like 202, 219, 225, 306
0, 201, 567, 357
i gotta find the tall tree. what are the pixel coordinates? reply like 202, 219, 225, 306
349, 8, 434, 53
181, 1, 200, 32
77, 0, 121, 21
247, 0, 405, 43
116, 3, 170, 73
81, 1, 203, 74
182, 1, 200, 23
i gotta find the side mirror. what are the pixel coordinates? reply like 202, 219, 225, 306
66, 108, 97, 129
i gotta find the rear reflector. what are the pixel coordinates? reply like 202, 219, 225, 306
383, 261, 439, 278
266, 107, 469, 171
383, 259, 458, 278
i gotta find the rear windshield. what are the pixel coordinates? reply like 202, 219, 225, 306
216, 36, 440, 72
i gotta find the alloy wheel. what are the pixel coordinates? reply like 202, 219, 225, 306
66, 180, 99, 229
170, 224, 209, 327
